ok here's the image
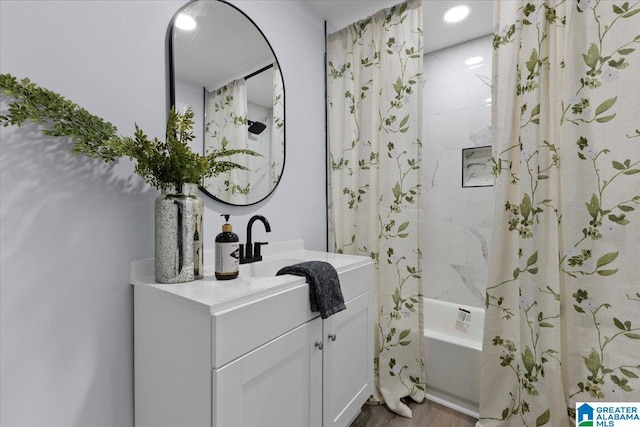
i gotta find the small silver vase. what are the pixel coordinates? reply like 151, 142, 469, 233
155, 183, 203, 283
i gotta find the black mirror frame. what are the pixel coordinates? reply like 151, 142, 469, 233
167, 0, 286, 206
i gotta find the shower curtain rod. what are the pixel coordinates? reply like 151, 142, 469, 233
244, 63, 273, 80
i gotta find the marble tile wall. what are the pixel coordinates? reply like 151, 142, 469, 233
421, 35, 494, 308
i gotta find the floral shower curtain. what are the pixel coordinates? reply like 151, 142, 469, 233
327, 0, 424, 418
271, 63, 284, 186
480, 1, 640, 426
203, 78, 249, 203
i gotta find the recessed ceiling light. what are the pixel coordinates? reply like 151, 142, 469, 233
443, 5, 471, 23
175, 13, 196, 30
465, 56, 484, 66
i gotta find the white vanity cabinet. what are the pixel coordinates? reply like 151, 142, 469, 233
322, 289, 374, 427
212, 289, 375, 427
213, 316, 324, 427
131, 243, 374, 427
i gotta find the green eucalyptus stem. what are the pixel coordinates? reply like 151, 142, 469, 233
0, 73, 122, 161
0, 73, 260, 190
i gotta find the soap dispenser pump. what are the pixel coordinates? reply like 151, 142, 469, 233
215, 214, 239, 280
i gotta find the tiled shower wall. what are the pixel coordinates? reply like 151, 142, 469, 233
421, 35, 494, 308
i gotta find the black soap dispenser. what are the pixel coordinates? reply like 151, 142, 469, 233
215, 214, 240, 280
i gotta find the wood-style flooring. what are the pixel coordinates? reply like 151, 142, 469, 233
349, 400, 477, 427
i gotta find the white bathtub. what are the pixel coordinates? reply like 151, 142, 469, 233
423, 298, 484, 418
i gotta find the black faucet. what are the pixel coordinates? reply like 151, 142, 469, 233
239, 215, 271, 264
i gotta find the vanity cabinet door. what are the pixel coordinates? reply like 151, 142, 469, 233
213, 317, 323, 427
322, 290, 375, 427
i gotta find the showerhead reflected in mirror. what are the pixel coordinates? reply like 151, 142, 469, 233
248, 120, 267, 135
169, 0, 285, 206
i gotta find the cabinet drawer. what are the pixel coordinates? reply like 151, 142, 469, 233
339, 263, 374, 302
211, 261, 374, 368
211, 281, 316, 368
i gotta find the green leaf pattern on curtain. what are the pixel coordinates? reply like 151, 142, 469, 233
481, 1, 640, 426
271, 63, 284, 185
327, 0, 425, 418
203, 78, 250, 201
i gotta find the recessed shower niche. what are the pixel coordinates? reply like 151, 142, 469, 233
462, 145, 493, 188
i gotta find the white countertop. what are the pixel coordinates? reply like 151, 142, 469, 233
130, 240, 372, 313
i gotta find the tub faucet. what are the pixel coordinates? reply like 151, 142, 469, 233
240, 215, 271, 264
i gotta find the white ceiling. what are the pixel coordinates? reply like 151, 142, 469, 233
173, 1, 494, 108
173, 1, 274, 94
304, 0, 494, 53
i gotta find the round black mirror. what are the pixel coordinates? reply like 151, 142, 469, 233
169, 0, 285, 205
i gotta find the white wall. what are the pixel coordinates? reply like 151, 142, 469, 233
421, 35, 494, 308
0, 1, 326, 426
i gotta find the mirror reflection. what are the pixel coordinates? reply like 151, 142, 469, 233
170, 0, 285, 205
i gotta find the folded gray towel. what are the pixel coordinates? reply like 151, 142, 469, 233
276, 261, 345, 319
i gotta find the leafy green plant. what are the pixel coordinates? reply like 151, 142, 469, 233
0, 73, 259, 190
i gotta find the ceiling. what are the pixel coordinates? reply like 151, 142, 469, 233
304, 0, 494, 53
173, 1, 494, 109
173, 1, 274, 93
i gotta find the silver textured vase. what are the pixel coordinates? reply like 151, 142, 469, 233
155, 183, 203, 283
